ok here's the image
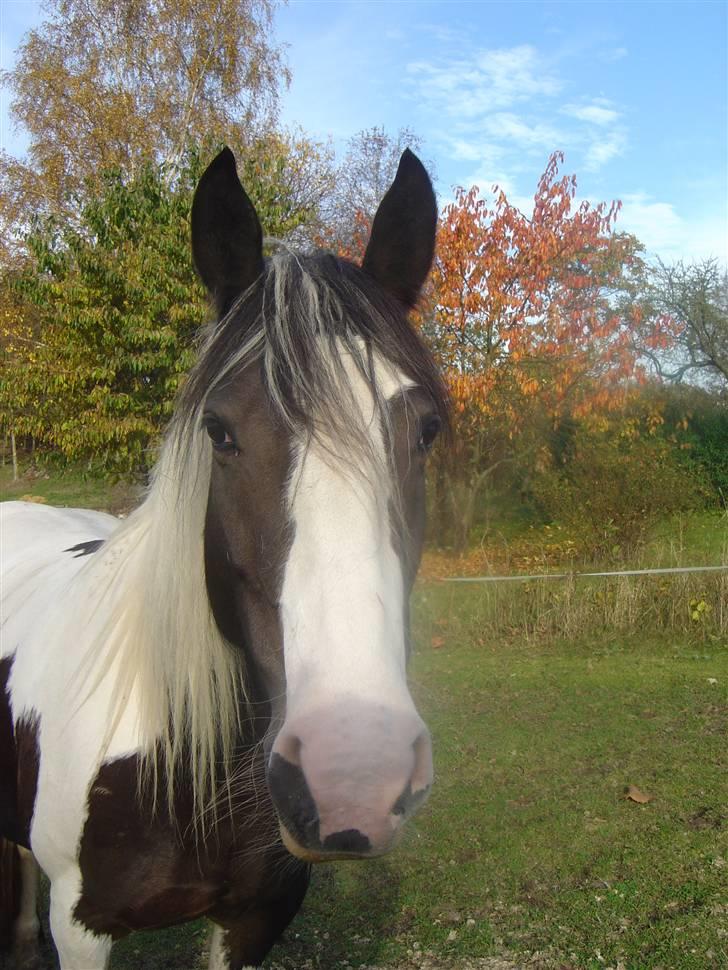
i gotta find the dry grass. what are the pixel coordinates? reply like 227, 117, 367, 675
437, 569, 728, 643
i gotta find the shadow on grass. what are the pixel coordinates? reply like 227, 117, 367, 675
111, 859, 404, 968
111, 920, 205, 969
268, 858, 404, 968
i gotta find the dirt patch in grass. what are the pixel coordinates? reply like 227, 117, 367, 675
686, 806, 725, 831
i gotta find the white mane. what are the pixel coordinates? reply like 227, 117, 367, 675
76, 425, 242, 825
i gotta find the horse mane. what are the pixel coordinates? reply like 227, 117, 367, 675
77, 250, 448, 824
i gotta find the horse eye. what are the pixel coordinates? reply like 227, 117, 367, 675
202, 417, 236, 453
418, 415, 442, 453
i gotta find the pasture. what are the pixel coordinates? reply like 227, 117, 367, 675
112, 589, 728, 969
2, 471, 726, 969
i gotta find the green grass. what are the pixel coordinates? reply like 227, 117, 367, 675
645, 509, 728, 566
406, 590, 727, 968
251, 596, 726, 970
0, 461, 141, 513
105, 590, 727, 970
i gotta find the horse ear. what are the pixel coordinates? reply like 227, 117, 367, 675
191, 147, 264, 319
362, 149, 437, 309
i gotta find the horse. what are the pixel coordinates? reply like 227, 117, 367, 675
0, 145, 448, 969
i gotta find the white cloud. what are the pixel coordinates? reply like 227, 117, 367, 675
408, 44, 562, 116
409, 44, 627, 178
616, 194, 683, 254
601, 46, 628, 63
415, 23, 463, 46
618, 193, 728, 263
483, 112, 565, 148
474, 45, 563, 101
618, 195, 678, 245
683, 218, 728, 264
443, 136, 494, 163
585, 130, 627, 170
562, 103, 620, 126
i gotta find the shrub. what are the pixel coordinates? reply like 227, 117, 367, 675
532, 425, 707, 559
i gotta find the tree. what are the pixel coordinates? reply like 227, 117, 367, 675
0, 0, 288, 240
1, 159, 204, 475
654, 382, 728, 500
634, 259, 728, 388
0, 143, 328, 475
235, 130, 336, 246
423, 153, 645, 549
323, 126, 426, 257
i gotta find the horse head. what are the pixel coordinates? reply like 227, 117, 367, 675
189, 147, 447, 861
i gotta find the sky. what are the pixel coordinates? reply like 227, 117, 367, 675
1, 0, 726, 264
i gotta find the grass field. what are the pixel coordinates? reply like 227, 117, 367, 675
3, 468, 726, 968
103, 612, 727, 970
0, 462, 142, 514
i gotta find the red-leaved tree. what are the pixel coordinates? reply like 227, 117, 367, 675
421, 152, 647, 548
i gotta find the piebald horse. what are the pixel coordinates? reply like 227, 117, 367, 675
0, 147, 447, 969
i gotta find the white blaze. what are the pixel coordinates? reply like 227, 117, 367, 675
280, 350, 414, 718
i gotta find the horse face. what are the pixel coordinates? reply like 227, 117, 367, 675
192, 147, 441, 860
203, 356, 440, 859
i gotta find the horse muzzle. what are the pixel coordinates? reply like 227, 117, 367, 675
265, 702, 433, 861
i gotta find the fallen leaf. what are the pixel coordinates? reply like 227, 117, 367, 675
624, 784, 652, 804
431, 636, 445, 649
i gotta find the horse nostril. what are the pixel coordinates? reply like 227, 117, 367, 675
389, 729, 433, 819
275, 731, 302, 767
267, 750, 319, 846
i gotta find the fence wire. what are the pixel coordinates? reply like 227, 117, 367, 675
445, 564, 728, 583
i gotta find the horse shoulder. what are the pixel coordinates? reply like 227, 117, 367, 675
1, 503, 143, 872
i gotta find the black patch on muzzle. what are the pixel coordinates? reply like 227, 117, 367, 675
267, 753, 320, 848
322, 828, 371, 854
65, 539, 105, 558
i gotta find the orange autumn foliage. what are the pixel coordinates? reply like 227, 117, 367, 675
315, 209, 371, 264
421, 152, 645, 433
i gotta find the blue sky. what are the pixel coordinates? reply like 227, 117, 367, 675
2, 0, 726, 263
